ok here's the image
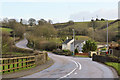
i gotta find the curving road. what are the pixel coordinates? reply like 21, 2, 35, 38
15, 38, 33, 50
16, 38, 118, 79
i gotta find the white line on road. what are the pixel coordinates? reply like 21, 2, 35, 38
71, 60, 79, 68
77, 62, 82, 70
58, 60, 80, 80
74, 72, 77, 74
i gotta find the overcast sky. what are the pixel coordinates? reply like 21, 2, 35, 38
0, 0, 119, 23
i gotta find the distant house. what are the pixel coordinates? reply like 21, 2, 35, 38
62, 39, 85, 53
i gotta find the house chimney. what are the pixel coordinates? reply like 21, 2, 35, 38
66, 36, 68, 40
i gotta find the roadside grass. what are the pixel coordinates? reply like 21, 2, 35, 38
105, 62, 120, 76
74, 55, 89, 58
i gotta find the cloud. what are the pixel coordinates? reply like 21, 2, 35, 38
69, 8, 118, 22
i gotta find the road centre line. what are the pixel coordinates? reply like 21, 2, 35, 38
58, 60, 79, 79
77, 62, 82, 70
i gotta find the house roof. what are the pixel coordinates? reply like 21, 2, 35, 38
71, 40, 85, 45
62, 39, 72, 44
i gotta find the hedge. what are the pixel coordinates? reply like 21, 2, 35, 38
11, 45, 33, 53
92, 55, 120, 63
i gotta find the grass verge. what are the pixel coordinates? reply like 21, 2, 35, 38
105, 62, 120, 76
74, 55, 89, 58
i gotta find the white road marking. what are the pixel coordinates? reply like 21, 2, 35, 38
71, 60, 79, 68
58, 60, 79, 79
77, 62, 82, 70
74, 72, 77, 74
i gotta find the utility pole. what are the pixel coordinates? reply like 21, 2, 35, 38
106, 20, 109, 54
72, 29, 75, 55
91, 17, 94, 40
14, 32, 15, 45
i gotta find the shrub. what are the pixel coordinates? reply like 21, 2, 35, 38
34, 41, 57, 51
2, 31, 13, 53
82, 40, 97, 53
46, 42, 57, 51
52, 49, 63, 55
52, 49, 72, 56
75, 49, 79, 53
92, 55, 120, 63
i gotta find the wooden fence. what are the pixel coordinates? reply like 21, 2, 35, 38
0, 56, 35, 73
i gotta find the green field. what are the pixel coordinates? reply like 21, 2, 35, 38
75, 36, 91, 41
54, 20, 118, 34
48, 36, 90, 43
105, 62, 120, 76
55, 20, 116, 29
0, 28, 13, 32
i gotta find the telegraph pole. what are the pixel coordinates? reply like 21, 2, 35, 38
14, 32, 15, 45
72, 29, 75, 55
91, 17, 94, 40
106, 20, 109, 53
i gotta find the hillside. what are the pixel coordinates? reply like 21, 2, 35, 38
54, 20, 117, 31
54, 19, 119, 42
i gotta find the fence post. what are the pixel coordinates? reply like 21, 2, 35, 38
28, 57, 30, 67
26, 58, 27, 68
3, 60, 4, 73
8, 59, 10, 72
17, 59, 19, 70
46, 53, 48, 61
22, 58, 23, 68
13, 59, 15, 72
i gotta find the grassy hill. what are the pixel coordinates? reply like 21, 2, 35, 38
54, 20, 117, 31
54, 19, 119, 42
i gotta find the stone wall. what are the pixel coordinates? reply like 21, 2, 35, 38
34, 51, 48, 66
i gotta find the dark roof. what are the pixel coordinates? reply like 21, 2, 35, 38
62, 39, 72, 44
71, 40, 85, 45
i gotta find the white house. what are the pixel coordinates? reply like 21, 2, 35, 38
62, 39, 85, 53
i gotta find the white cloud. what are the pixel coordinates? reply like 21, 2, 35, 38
69, 8, 118, 22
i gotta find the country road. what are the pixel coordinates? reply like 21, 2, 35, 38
16, 38, 118, 79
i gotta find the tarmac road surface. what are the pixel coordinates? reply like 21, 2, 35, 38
16, 38, 118, 79
22, 52, 118, 78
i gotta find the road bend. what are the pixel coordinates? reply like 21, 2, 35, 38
16, 38, 118, 78
22, 52, 118, 78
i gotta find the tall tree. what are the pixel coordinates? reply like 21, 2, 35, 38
37, 19, 47, 25
28, 18, 36, 26
67, 20, 74, 25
